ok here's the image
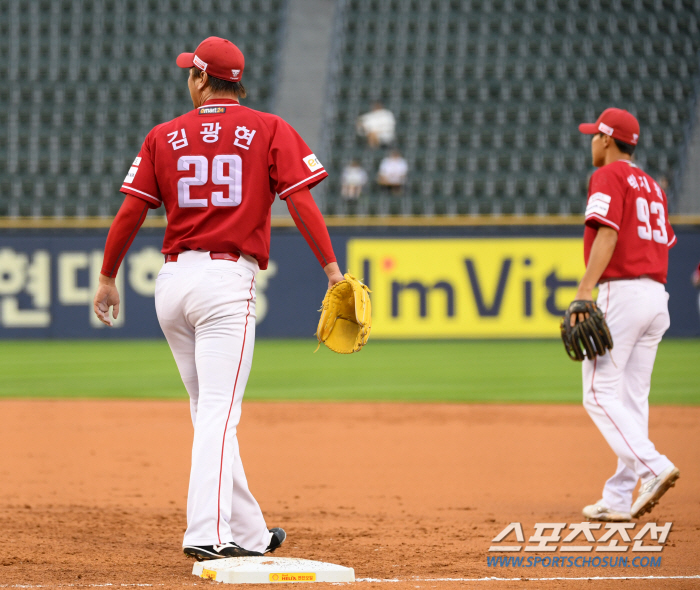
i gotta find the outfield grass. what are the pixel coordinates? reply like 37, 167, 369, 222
0, 339, 697, 404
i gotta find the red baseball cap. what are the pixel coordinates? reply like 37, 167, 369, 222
176, 36, 245, 82
578, 108, 640, 145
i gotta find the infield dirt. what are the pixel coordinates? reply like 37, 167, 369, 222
0, 400, 698, 589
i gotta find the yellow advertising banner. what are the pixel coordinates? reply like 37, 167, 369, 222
347, 238, 588, 338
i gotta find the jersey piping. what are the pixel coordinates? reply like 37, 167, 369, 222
197, 103, 241, 109
122, 185, 161, 204
287, 195, 327, 266
590, 287, 658, 478
586, 213, 620, 231
216, 275, 255, 543
278, 170, 327, 197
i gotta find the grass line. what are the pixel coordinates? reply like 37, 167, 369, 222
0, 339, 697, 404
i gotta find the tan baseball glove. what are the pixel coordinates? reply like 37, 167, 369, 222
316, 273, 371, 354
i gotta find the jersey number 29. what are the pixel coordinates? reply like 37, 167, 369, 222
177, 155, 242, 208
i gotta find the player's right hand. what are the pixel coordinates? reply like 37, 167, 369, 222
93, 274, 120, 327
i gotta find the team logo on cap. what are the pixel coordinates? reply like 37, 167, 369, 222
193, 55, 208, 71
598, 122, 614, 136
231, 69, 240, 78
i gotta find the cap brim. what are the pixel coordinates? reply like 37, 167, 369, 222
176, 52, 195, 68
578, 123, 599, 134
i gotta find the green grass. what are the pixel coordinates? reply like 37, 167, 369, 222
0, 339, 697, 404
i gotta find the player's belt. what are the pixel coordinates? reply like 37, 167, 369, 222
599, 274, 653, 283
164, 252, 240, 263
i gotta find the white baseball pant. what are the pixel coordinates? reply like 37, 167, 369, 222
154, 250, 272, 552
582, 278, 674, 512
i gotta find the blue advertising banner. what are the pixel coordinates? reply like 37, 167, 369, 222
0, 226, 697, 338
0, 230, 334, 339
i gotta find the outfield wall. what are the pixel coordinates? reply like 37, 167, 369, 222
0, 223, 698, 338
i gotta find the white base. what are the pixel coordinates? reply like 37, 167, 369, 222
192, 556, 355, 584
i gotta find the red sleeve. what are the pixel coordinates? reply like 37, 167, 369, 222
100, 195, 150, 277
585, 166, 624, 231
268, 117, 328, 199
658, 185, 676, 249
286, 188, 336, 268
665, 213, 676, 248
120, 129, 163, 208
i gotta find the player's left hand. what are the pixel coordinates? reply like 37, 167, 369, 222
93, 274, 120, 327
324, 262, 345, 289
561, 300, 613, 361
570, 289, 594, 326
316, 273, 372, 354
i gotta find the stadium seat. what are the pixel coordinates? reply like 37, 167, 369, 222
322, 0, 700, 215
1, 0, 286, 217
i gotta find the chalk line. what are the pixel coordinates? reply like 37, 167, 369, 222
2, 574, 699, 587
356, 574, 700, 582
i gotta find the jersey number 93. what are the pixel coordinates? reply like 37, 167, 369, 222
636, 197, 667, 244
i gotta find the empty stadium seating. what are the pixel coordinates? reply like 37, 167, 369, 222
0, 0, 286, 217
1, 0, 699, 219
322, 0, 700, 216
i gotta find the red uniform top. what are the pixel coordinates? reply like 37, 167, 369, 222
120, 98, 328, 269
584, 160, 676, 283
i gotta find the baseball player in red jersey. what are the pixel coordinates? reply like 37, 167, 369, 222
92, 37, 344, 560
573, 108, 680, 522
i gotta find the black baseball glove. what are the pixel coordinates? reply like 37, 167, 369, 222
560, 300, 613, 361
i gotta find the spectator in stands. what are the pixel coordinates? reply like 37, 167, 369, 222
356, 102, 396, 148
377, 150, 408, 195
341, 160, 368, 200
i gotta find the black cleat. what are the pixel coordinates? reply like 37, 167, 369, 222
183, 541, 263, 561
265, 527, 286, 553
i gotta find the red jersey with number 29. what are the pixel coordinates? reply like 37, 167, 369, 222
583, 160, 675, 283
119, 98, 327, 269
